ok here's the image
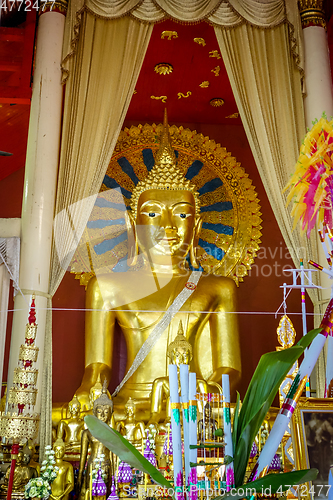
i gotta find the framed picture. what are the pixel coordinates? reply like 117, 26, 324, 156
291, 398, 333, 500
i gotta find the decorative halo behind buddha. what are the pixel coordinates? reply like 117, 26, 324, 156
70, 119, 262, 285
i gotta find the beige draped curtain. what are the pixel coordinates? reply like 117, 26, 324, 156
40, 13, 153, 450
42, 0, 323, 446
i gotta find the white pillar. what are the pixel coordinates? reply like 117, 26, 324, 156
299, 2, 333, 297
300, 1, 333, 127
6, 6, 66, 413
299, 1, 333, 396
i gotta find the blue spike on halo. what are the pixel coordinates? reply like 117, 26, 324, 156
103, 175, 132, 199
198, 178, 223, 196
201, 201, 232, 213
94, 198, 127, 211
94, 231, 127, 255
117, 157, 140, 185
112, 257, 131, 272
202, 222, 233, 236
198, 239, 225, 261
142, 149, 155, 171
185, 160, 204, 180
87, 219, 126, 229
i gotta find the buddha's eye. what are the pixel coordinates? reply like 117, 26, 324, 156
176, 213, 191, 219
149, 212, 156, 217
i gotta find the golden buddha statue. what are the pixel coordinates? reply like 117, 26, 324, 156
57, 395, 85, 455
1, 447, 37, 496
149, 320, 222, 423
77, 383, 115, 500
116, 397, 146, 449
74, 110, 241, 421
198, 402, 218, 442
50, 439, 74, 500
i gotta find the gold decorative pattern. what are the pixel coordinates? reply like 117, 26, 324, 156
177, 91, 192, 99
161, 31, 178, 40
210, 98, 224, 107
19, 345, 39, 363
150, 95, 167, 103
211, 66, 220, 76
39, 0, 67, 14
199, 81, 210, 88
71, 123, 262, 286
8, 388, 37, 406
226, 113, 239, 119
154, 63, 173, 76
209, 50, 221, 59
299, 0, 326, 29
291, 397, 333, 500
277, 315, 296, 348
194, 38, 206, 46
25, 324, 37, 341
0, 413, 39, 444
13, 368, 38, 386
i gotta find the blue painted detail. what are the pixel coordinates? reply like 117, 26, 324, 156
112, 257, 130, 272
94, 231, 127, 255
201, 201, 233, 212
185, 160, 204, 180
103, 175, 132, 199
87, 219, 126, 229
186, 254, 204, 272
202, 222, 234, 236
117, 157, 139, 185
174, 150, 179, 158
94, 197, 127, 211
142, 149, 155, 171
198, 239, 225, 261
198, 178, 223, 195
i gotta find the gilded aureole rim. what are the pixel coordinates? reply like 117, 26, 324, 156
291, 397, 333, 500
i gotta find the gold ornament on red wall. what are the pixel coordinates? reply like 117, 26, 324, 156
154, 63, 173, 75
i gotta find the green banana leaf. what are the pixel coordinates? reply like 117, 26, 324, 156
84, 415, 172, 490
213, 468, 318, 500
233, 327, 321, 486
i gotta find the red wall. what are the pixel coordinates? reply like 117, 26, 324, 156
0, 122, 313, 404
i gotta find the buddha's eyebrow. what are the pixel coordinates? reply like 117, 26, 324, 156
139, 200, 163, 210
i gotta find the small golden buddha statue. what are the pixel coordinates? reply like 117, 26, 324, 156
198, 402, 218, 443
149, 321, 220, 424
1, 447, 37, 495
77, 382, 115, 500
116, 397, 146, 450
57, 395, 85, 455
89, 375, 103, 409
74, 110, 241, 421
50, 439, 74, 500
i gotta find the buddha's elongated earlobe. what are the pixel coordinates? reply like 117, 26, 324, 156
126, 212, 139, 266
190, 217, 202, 269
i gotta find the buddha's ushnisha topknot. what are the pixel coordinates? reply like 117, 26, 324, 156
129, 109, 200, 219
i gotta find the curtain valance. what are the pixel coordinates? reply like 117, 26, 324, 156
62, 0, 303, 83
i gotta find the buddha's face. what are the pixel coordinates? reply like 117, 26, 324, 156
69, 402, 80, 418
21, 452, 31, 466
94, 404, 111, 423
16, 451, 24, 466
136, 189, 198, 267
126, 405, 135, 418
171, 349, 191, 366
54, 445, 65, 459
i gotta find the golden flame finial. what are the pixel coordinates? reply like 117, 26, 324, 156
129, 110, 200, 218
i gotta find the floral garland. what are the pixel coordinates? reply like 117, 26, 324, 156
25, 446, 59, 499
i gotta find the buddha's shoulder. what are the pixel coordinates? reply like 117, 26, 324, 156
197, 273, 237, 294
